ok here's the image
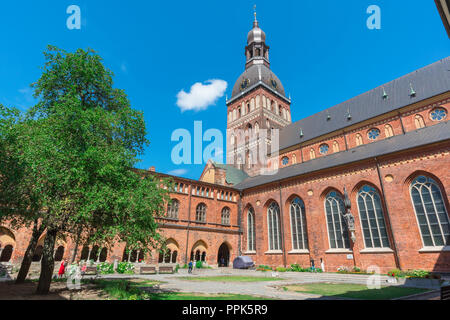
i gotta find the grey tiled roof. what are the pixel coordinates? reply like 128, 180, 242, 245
279, 57, 450, 151
234, 121, 450, 190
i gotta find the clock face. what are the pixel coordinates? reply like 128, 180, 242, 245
270, 79, 277, 89
240, 78, 250, 91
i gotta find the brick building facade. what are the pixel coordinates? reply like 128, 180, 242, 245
1, 16, 449, 274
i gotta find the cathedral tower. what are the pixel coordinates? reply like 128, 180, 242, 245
226, 11, 292, 176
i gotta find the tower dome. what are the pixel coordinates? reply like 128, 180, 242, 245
247, 20, 266, 44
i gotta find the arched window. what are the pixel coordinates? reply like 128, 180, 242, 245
357, 186, 390, 248
172, 251, 178, 263
333, 141, 340, 153
292, 154, 297, 164
0, 245, 13, 262
414, 114, 425, 129
410, 176, 450, 247
385, 124, 394, 138
167, 199, 179, 219
247, 207, 256, 252
196, 203, 207, 222
290, 197, 309, 250
355, 133, 363, 146
164, 249, 171, 263
310, 149, 316, 160
324, 192, 350, 249
267, 202, 282, 251
221, 207, 231, 225
54, 246, 65, 262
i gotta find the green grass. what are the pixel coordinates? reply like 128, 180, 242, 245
178, 276, 285, 282
92, 279, 271, 300
145, 292, 271, 300
283, 283, 430, 300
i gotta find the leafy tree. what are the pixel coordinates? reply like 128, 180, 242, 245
4, 46, 170, 294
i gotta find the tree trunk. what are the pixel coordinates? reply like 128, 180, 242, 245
15, 221, 45, 284
70, 227, 82, 264
36, 228, 57, 295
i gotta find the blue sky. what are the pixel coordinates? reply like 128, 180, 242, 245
0, 0, 448, 180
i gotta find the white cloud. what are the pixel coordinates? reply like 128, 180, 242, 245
168, 168, 188, 176
176, 79, 227, 112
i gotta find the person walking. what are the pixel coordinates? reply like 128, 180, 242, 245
188, 260, 193, 274
58, 260, 66, 279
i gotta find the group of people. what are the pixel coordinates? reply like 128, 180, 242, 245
57, 260, 89, 278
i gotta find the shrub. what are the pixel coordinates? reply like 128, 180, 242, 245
352, 267, 361, 273
256, 265, 272, 272
276, 267, 287, 272
116, 262, 135, 274
97, 262, 115, 275
405, 269, 430, 279
195, 260, 203, 269
387, 269, 403, 278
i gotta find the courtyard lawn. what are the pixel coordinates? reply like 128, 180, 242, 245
94, 279, 271, 300
178, 276, 285, 282
283, 283, 430, 300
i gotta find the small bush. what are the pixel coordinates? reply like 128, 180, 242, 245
195, 260, 203, 269
405, 269, 430, 279
387, 269, 403, 278
256, 265, 272, 272
276, 267, 287, 272
116, 262, 135, 274
97, 262, 115, 275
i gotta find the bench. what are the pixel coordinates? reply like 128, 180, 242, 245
158, 266, 174, 274
441, 285, 450, 300
84, 266, 98, 275
140, 266, 157, 275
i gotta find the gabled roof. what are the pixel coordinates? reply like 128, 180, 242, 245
234, 121, 450, 190
278, 57, 450, 152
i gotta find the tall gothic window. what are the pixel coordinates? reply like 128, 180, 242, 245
267, 202, 282, 251
357, 186, 390, 248
333, 141, 340, 153
410, 176, 450, 247
310, 149, 316, 160
221, 207, 230, 225
167, 199, 179, 219
196, 203, 207, 222
290, 197, 308, 250
355, 133, 363, 146
247, 207, 256, 252
325, 191, 350, 249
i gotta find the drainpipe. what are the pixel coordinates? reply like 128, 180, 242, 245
237, 191, 243, 257
278, 183, 288, 267
398, 112, 406, 134
374, 157, 401, 270
184, 185, 193, 264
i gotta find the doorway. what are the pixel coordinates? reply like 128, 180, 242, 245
217, 243, 230, 267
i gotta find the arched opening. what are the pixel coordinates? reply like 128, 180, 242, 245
172, 251, 178, 263
201, 252, 206, 262
54, 246, 65, 262
217, 243, 230, 267
89, 245, 99, 262
99, 248, 108, 262
195, 250, 200, 261
80, 246, 90, 261
0, 245, 13, 262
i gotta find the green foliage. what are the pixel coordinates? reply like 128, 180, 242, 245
405, 269, 430, 278
175, 264, 180, 273
256, 265, 272, 272
276, 267, 287, 272
116, 262, 135, 274
195, 260, 203, 269
97, 262, 115, 275
387, 269, 403, 278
